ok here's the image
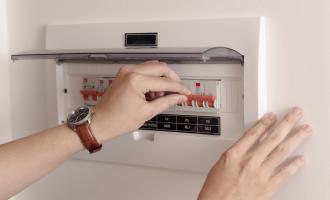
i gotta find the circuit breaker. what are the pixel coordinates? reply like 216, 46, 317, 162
79, 77, 113, 106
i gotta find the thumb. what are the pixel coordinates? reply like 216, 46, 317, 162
148, 94, 187, 115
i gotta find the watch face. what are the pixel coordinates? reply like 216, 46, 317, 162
68, 106, 90, 125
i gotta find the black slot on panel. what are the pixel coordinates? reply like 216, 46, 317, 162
125, 33, 158, 47
177, 124, 197, 133
157, 114, 177, 123
177, 115, 197, 124
140, 122, 158, 130
158, 123, 177, 131
198, 125, 220, 135
198, 116, 220, 126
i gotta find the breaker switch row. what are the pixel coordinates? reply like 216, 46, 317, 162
79, 77, 220, 111
181, 94, 216, 108
80, 77, 113, 106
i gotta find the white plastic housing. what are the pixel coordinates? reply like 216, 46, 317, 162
44, 18, 266, 173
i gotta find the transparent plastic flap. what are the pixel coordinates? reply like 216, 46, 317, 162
11, 47, 244, 65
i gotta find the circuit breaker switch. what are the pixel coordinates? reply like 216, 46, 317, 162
83, 78, 88, 89
97, 79, 105, 101
80, 90, 90, 101
108, 80, 113, 88
186, 95, 216, 108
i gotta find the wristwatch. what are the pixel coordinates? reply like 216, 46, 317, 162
67, 106, 102, 153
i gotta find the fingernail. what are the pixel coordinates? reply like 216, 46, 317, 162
263, 112, 275, 120
302, 124, 313, 133
292, 107, 302, 115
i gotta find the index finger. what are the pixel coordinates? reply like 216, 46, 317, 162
250, 107, 303, 166
231, 112, 277, 156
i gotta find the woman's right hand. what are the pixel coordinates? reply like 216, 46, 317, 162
199, 107, 313, 200
92, 61, 191, 143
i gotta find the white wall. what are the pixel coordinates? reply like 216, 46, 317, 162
6, 0, 330, 199
0, 0, 12, 143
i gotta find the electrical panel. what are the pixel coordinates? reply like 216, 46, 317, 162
75, 76, 241, 137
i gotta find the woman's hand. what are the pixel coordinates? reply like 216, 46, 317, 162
92, 61, 191, 142
199, 107, 313, 200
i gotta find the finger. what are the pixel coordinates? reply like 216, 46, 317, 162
137, 75, 191, 95
269, 156, 305, 191
250, 107, 303, 166
143, 60, 159, 63
148, 94, 187, 116
132, 61, 181, 81
230, 112, 277, 155
258, 128, 271, 143
261, 124, 313, 172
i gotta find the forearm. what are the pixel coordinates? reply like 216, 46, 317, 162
0, 125, 83, 199
0, 61, 192, 199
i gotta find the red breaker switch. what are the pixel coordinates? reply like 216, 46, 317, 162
80, 78, 97, 104
91, 81, 98, 102
202, 95, 216, 108
108, 80, 113, 89
81, 91, 90, 101
80, 78, 90, 101
83, 78, 88, 88
97, 80, 105, 101
186, 95, 216, 108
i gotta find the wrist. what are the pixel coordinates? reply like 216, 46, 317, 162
67, 106, 103, 153
54, 124, 85, 153
198, 187, 222, 200
90, 111, 118, 144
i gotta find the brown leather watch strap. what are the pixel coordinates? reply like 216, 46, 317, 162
76, 122, 102, 153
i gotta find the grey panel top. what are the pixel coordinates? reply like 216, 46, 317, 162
11, 47, 244, 65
